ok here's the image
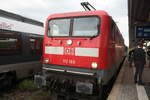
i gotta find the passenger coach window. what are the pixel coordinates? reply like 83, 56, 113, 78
72, 17, 99, 36
48, 19, 70, 36
0, 37, 21, 55
30, 38, 42, 54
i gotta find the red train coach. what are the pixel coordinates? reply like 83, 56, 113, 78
35, 8, 125, 100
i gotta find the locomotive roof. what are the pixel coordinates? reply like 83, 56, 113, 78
47, 10, 109, 19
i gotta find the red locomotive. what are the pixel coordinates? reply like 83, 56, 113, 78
35, 2, 125, 100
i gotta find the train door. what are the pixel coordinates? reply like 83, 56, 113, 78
114, 26, 122, 66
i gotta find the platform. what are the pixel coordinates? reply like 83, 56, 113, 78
107, 59, 150, 100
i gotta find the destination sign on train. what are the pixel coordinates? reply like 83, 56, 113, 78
136, 26, 150, 38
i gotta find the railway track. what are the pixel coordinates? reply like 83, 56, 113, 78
0, 79, 51, 100
0, 58, 125, 100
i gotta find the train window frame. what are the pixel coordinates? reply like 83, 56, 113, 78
47, 16, 101, 38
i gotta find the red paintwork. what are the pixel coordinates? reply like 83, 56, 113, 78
43, 10, 125, 69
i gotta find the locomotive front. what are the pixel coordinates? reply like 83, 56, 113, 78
35, 11, 109, 99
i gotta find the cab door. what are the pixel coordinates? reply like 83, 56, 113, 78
108, 20, 116, 68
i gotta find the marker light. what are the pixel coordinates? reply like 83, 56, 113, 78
43, 58, 49, 64
91, 62, 98, 69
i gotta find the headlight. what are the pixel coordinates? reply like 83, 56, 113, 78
67, 40, 72, 45
43, 58, 49, 64
91, 62, 98, 69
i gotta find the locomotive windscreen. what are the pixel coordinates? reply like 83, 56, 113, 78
48, 16, 100, 37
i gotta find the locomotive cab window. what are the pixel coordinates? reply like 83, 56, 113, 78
48, 19, 70, 36
72, 17, 99, 37
48, 16, 100, 37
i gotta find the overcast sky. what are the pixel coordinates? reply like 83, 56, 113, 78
0, 0, 129, 46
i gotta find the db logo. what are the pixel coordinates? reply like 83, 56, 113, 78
64, 48, 75, 55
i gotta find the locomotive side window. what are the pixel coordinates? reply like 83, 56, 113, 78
115, 26, 121, 44
72, 17, 99, 36
48, 19, 70, 36
111, 21, 115, 41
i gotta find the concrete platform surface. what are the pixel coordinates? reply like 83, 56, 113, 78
107, 59, 150, 100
